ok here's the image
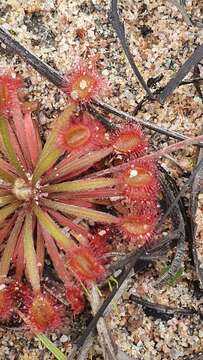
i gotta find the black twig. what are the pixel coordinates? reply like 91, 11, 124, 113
156, 167, 186, 287
0, 26, 63, 87
109, 0, 154, 99
130, 294, 197, 320
192, 66, 203, 101
157, 158, 203, 229
86, 104, 116, 130
159, 43, 203, 103
191, 138, 203, 287
180, 77, 203, 86
93, 99, 203, 148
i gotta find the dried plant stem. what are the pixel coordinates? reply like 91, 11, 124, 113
159, 43, 203, 103
92, 100, 203, 147
157, 158, 203, 229
109, 0, 154, 99
0, 26, 63, 87
88, 135, 203, 178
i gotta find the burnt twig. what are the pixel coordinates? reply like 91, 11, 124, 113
191, 136, 203, 287
109, 0, 154, 99
130, 294, 197, 320
166, 0, 193, 27
159, 43, 203, 103
156, 167, 186, 287
192, 65, 203, 101
93, 99, 203, 148
0, 26, 63, 87
157, 158, 203, 229
86, 104, 116, 130
180, 77, 203, 86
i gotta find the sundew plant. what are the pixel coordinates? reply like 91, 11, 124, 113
0, 63, 160, 333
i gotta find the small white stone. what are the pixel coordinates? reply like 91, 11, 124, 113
60, 335, 69, 343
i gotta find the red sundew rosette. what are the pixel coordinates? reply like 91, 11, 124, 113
119, 212, 158, 245
65, 283, 85, 316
28, 292, 64, 333
0, 70, 23, 114
111, 125, 148, 158
0, 284, 15, 321
117, 161, 160, 203
63, 60, 105, 103
57, 115, 107, 154
68, 245, 105, 283
8, 281, 33, 309
89, 227, 111, 263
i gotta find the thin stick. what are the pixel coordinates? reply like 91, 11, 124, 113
130, 294, 197, 319
157, 158, 203, 228
0, 26, 63, 87
92, 100, 203, 148
159, 44, 203, 104
180, 77, 203, 85
109, 0, 154, 99
86, 135, 203, 178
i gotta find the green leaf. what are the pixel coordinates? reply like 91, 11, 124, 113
45, 177, 116, 193
0, 115, 25, 176
32, 104, 76, 184
0, 159, 16, 183
0, 213, 24, 279
33, 205, 74, 251
0, 201, 20, 223
42, 198, 118, 224
32, 147, 62, 184
46, 147, 112, 183
24, 212, 40, 292
160, 266, 184, 286
37, 334, 67, 360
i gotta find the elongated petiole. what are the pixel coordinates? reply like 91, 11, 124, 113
41, 199, 118, 224
9, 91, 33, 171
48, 209, 90, 240
36, 224, 45, 277
0, 213, 24, 282
32, 147, 62, 184
44, 147, 112, 183
48, 188, 121, 200
24, 212, 41, 293
0, 115, 25, 177
0, 201, 20, 223
44, 177, 117, 193
40, 104, 76, 160
0, 195, 15, 207
41, 227, 71, 284
0, 159, 17, 183
32, 104, 76, 184
0, 215, 16, 245
33, 205, 75, 251
88, 134, 203, 178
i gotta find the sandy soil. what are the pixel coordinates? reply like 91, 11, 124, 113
0, 0, 202, 359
